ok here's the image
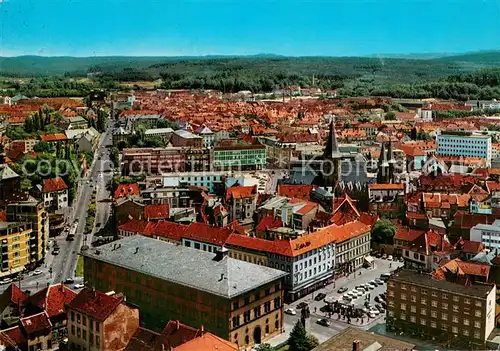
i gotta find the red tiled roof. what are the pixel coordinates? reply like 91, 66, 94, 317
0, 283, 28, 309
277, 185, 313, 201
42, 177, 68, 193
149, 221, 188, 241
406, 211, 428, 220
368, 183, 404, 190
183, 222, 233, 246
119, 219, 150, 234
256, 216, 283, 232
25, 283, 76, 318
227, 220, 370, 257
223, 220, 247, 235
226, 185, 257, 201
174, 332, 238, 351
461, 240, 484, 254
433, 258, 490, 282
295, 202, 318, 215
114, 183, 140, 199
20, 312, 52, 336
0, 326, 26, 347
159, 320, 203, 349
39, 133, 67, 142
394, 227, 425, 242
144, 204, 170, 220
486, 181, 500, 193
67, 288, 124, 322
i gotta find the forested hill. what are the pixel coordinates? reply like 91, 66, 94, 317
1, 51, 500, 78
1, 51, 500, 101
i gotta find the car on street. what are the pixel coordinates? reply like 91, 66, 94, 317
368, 280, 378, 287
285, 308, 296, 315
74, 283, 85, 289
64, 278, 75, 284
368, 311, 377, 318
52, 249, 60, 255
315, 293, 326, 301
342, 294, 352, 302
374, 296, 381, 303
369, 307, 380, 315
337, 286, 348, 293
366, 283, 375, 290
388, 255, 393, 261
33, 270, 43, 276
0, 278, 12, 285
296, 302, 308, 310
381, 302, 387, 309
375, 278, 384, 285
316, 319, 330, 327
382, 254, 387, 259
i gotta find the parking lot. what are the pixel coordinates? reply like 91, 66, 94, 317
268, 258, 404, 347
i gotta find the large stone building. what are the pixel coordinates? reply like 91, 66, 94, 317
387, 269, 496, 348
82, 236, 287, 349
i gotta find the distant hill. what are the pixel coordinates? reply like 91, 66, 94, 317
433, 50, 500, 65
1, 50, 500, 81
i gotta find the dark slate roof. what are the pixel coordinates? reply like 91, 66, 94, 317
82, 236, 287, 298
390, 269, 494, 298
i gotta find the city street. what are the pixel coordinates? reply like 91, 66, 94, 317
0, 121, 114, 294
267, 258, 403, 347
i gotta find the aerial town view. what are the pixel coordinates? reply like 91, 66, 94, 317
0, 0, 500, 350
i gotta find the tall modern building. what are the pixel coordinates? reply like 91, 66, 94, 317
6, 196, 49, 267
437, 131, 492, 166
213, 139, 267, 171
82, 236, 286, 349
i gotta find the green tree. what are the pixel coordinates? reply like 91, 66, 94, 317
372, 219, 397, 244
288, 321, 310, 351
33, 141, 54, 153
306, 335, 319, 349
255, 344, 275, 351
23, 117, 34, 133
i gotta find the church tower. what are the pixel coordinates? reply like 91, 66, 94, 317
377, 141, 395, 184
321, 120, 342, 189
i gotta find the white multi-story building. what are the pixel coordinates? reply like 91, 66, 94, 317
437, 132, 492, 166
41, 177, 69, 210
161, 171, 226, 193
470, 220, 500, 251
197, 125, 215, 148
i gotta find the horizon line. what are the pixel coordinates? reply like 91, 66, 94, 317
1, 48, 499, 59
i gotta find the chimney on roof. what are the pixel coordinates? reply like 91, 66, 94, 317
353, 340, 360, 351
176, 320, 180, 330
200, 325, 205, 333
213, 247, 229, 262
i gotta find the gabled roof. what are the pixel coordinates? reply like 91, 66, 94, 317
144, 204, 170, 220
25, 283, 76, 318
277, 185, 313, 201
256, 216, 283, 232
183, 222, 233, 246
42, 177, 68, 193
159, 320, 203, 349
394, 227, 425, 242
0, 325, 26, 347
20, 311, 52, 336
39, 133, 67, 142
0, 283, 27, 313
114, 183, 141, 199
0, 164, 20, 181
67, 288, 124, 322
173, 332, 238, 351
225, 184, 257, 201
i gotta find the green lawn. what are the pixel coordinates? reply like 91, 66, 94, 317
276, 345, 289, 351
75, 256, 84, 277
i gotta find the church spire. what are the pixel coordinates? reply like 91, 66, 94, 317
323, 119, 341, 160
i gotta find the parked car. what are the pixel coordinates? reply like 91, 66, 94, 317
368, 280, 378, 287
315, 293, 326, 301
382, 254, 387, 259
375, 304, 384, 312
388, 255, 393, 261
369, 307, 380, 315
381, 302, 387, 309
368, 311, 377, 318
317, 319, 331, 327
52, 249, 60, 255
0, 278, 12, 285
296, 302, 308, 310
342, 295, 352, 302
366, 283, 375, 290
33, 270, 43, 276
337, 286, 348, 293
64, 278, 75, 284
375, 278, 384, 285
374, 296, 381, 303
285, 308, 296, 315
73, 283, 85, 289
